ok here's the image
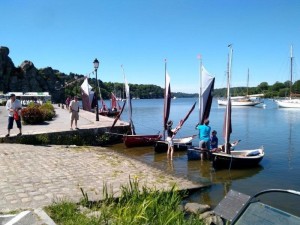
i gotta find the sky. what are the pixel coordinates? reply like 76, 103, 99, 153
1, 0, 300, 93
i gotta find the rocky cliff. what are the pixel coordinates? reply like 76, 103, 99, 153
0, 46, 68, 102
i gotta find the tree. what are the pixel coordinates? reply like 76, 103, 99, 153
257, 82, 269, 91
271, 82, 285, 92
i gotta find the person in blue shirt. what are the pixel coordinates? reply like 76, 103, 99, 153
195, 119, 211, 150
210, 130, 218, 149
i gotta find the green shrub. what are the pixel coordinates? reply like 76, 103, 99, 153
40, 101, 55, 121
0, 100, 7, 106
21, 106, 44, 124
21, 102, 56, 124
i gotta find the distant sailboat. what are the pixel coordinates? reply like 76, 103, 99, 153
276, 45, 300, 108
218, 68, 261, 106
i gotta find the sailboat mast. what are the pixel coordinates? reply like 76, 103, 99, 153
247, 68, 249, 97
163, 59, 167, 140
290, 45, 293, 99
225, 45, 233, 154
198, 55, 202, 124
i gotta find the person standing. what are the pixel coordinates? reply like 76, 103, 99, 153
210, 130, 218, 150
195, 119, 211, 150
166, 120, 175, 160
69, 96, 80, 130
5, 93, 22, 137
65, 96, 71, 109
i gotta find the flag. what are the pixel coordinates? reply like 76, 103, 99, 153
80, 78, 92, 111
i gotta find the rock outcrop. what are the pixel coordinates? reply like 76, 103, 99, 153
0, 46, 69, 102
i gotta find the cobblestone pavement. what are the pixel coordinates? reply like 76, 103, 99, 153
0, 144, 204, 212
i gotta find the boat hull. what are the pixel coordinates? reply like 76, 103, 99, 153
187, 147, 210, 160
218, 99, 261, 106
276, 99, 300, 108
123, 134, 162, 148
212, 148, 264, 169
154, 136, 194, 153
99, 110, 120, 117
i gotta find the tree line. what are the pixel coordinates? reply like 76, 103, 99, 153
64, 74, 300, 99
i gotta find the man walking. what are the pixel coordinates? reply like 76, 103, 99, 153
69, 96, 80, 130
5, 93, 22, 137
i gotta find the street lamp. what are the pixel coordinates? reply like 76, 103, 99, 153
93, 58, 99, 121
74, 75, 78, 96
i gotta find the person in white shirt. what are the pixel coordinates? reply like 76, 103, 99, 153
5, 93, 22, 137
69, 96, 80, 130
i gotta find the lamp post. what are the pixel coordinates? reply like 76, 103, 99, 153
74, 75, 78, 96
93, 58, 99, 121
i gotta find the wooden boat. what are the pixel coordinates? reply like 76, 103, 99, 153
154, 61, 196, 153
212, 148, 264, 168
123, 134, 162, 148
212, 45, 264, 169
154, 136, 194, 153
119, 66, 162, 148
99, 92, 121, 117
186, 56, 215, 159
187, 140, 241, 161
276, 46, 300, 108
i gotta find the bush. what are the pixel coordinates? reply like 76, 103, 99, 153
0, 100, 7, 106
40, 101, 55, 121
21, 106, 44, 124
21, 102, 56, 124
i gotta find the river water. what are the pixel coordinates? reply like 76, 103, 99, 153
105, 98, 300, 214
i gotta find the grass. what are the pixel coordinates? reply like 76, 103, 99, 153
45, 178, 204, 225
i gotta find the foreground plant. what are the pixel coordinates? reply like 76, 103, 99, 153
45, 178, 204, 225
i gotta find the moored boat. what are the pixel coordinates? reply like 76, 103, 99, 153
111, 66, 161, 148
275, 46, 300, 108
212, 148, 264, 169
276, 98, 300, 108
154, 136, 194, 153
212, 45, 264, 169
153, 60, 196, 153
218, 97, 261, 106
123, 134, 162, 148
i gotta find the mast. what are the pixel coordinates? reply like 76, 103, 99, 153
163, 59, 167, 140
290, 45, 293, 99
247, 68, 249, 97
225, 45, 233, 154
198, 54, 202, 124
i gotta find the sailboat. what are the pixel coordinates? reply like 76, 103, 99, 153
154, 60, 196, 153
99, 92, 122, 117
119, 66, 162, 148
276, 45, 300, 108
218, 68, 261, 106
212, 45, 264, 169
187, 57, 215, 160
